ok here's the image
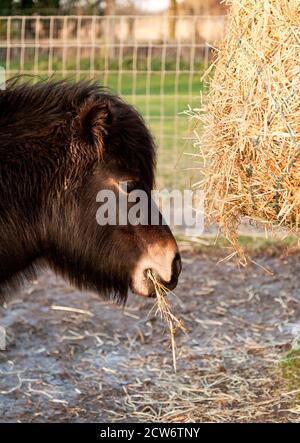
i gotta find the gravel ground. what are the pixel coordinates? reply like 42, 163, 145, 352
1, 247, 300, 422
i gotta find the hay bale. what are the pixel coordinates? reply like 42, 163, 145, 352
198, 0, 300, 259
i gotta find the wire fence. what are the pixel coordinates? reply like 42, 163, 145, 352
0, 15, 226, 188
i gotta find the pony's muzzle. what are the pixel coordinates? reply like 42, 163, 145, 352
130, 243, 181, 297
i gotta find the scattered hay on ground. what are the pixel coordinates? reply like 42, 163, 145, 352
1, 252, 300, 422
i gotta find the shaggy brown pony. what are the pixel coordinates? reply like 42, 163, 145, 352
0, 80, 181, 303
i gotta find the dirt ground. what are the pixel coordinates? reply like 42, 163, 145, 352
1, 246, 300, 423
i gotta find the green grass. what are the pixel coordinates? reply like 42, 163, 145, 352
175, 234, 299, 255
280, 342, 300, 401
5, 53, 205, 75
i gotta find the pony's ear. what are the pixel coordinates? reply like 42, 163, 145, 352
76, 99, 113, 155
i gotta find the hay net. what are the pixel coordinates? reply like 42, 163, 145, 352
198, 0, 300, 256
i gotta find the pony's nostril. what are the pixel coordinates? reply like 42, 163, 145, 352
134, 249, 181, 297
172, 252, 182, 281
144, 268, 158, 280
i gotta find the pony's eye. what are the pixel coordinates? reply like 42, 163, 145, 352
119, 180, 136, 194
126, 180, 137, 193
